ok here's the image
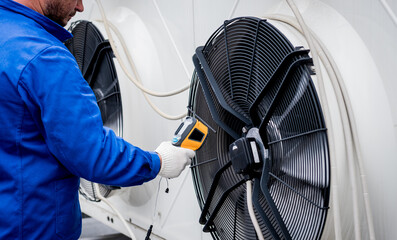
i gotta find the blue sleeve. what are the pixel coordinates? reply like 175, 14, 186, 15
17, 45, 160, 186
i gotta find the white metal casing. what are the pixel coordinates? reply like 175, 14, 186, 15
72, 0, 397, 239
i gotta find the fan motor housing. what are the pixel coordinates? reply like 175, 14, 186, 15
229, 137, 262, 177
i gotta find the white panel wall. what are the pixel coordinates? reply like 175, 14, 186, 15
72, 0, 397, 239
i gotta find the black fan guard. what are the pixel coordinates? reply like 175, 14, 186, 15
65, 20, 123, 198
189, 17, 330, 240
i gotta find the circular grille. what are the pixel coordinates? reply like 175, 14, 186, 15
190, 17, 330, 240
65, 21, 123, 199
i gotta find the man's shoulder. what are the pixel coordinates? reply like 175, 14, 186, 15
0, 19, 72, 80
0, 12, 67, 62
0, 6, 78, 86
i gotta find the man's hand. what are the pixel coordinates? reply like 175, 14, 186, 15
155, 141, 195, 178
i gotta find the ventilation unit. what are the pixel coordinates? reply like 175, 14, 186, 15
190, 17, 330, 239
65, 20, 123, 200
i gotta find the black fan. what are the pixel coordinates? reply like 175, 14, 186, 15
190, 17, 330, 240
65, 21, 123, 199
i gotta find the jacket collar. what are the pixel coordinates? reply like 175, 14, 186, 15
0, 0, 73, 42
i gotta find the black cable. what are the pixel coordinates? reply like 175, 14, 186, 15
145, 225, 153, 240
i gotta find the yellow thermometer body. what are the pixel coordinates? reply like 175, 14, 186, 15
172, 117, 208, 151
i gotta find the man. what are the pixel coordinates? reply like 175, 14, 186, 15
0, 0, 195, 239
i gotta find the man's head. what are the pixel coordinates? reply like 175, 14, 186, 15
43, 0, 84, 27
15, 0, 84, 27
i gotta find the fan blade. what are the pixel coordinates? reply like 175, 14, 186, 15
96, 91, 120, 104
267, 173, 329, 240
202, 178, 247, 232
195, 47, 251, 126
102, 105, 121, 123
252, 178, 280, 240
258, 62, 312, 142
269, 132, 329, 188
249, 49, 311, 124
268, 172, 329, 210
260, 158, 292, 240
94, 79, 119, 100
193, 48, 253, 140
248, 50, 312, 146
83, 41, 112, 85
199, 161, 233, 224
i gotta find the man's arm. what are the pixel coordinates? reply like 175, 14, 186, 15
17, 45, 161, 186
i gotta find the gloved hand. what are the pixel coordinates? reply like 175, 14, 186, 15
155, 141, 195, 178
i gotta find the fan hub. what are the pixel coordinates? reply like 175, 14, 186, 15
229, 128, 265, 178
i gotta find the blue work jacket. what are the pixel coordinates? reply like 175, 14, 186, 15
0, 1, 161, 239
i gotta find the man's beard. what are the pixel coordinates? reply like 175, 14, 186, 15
44, 1, 74, 27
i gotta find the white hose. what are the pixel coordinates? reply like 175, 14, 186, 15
96, 0, 187, 120
94, 183, 136, 240
277, 1, 344, 238
96, 0, 189, 97
379, 0, 397, 27
317, 34, 376, 240
265, 1, 375, 238
97, 20, 188, 120
228, 0, 240, 19
246, 180, 265, 240
266, 11, 360, 239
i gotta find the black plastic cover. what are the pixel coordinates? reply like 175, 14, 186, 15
229, 137, 260, 176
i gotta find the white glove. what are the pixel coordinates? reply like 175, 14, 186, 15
155, 141, 195, 178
